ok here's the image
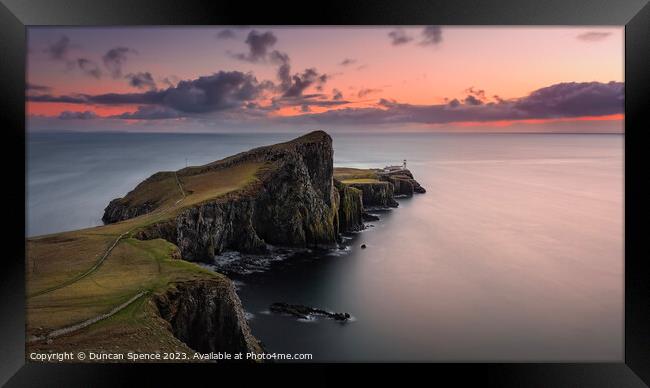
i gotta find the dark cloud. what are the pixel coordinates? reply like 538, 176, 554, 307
28, 94, 88, 104
268, 50, 329, 99
339, 58, 357, 66
576, 31, 612, 42
292, 96, 349, 107
28, 70, 265, 115
272, 94, 350, 111
357, 88, 382, 98
233, 30, 277, 62
269, 50, 292, 91
160, 76, 179, 88
463, 95, 483, 106
58, 110, 98, 120
77, 58, 102, 79
126, 72, 157, 90
87, 91, 165, 105
512, 81, 623, 117
44, 36, 72, 60
103, 47, 137, 78
286, 81, 624, 125
282, 68, 324, 98
388, 29, 413, 45
420, 26, 443, 45
113, 106, 180, 120
332, 88, 343, 100
216, 29, 237, 39
465, 87, 486, 101
164, 71, 265, 113
43, 36, 104, 79
26, 83, 52, 92
315, 74, 328, 91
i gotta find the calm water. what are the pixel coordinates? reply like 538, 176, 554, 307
27, 132, 623, 361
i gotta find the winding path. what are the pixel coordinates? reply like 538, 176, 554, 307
28, 171, 188, 341
30, 171, 187, 298
28, 230, 133, 298
174, 171, 186, 202
28, 291, 148, 343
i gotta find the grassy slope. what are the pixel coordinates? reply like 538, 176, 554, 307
340, 178, 381, 184
333, 167, 379, 181
26, 160, 265, 354
334, 167, 384, 185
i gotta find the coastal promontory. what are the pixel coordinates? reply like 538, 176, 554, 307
26, 130, 425, 360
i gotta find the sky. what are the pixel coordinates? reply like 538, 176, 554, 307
26, 26, 624, 133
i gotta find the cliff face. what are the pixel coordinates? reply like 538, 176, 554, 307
334, 180, 364, 232
102, 171, 179, 224
105, 131, 359, 263
251, 142, 337, 248
174, 198, 268, 262
347, 181, 399, 208
104, 132, 429, 264
103, 198, 154, 224
154, 279, 262, 355
378, 169, 426, 196
382, 175, 414, 196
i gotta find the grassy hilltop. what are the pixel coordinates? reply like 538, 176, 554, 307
26, 131, 424, 359
27, 154, 265, 356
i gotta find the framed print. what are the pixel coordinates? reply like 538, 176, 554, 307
1, 0, 648, 386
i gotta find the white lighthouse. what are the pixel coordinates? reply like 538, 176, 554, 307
402, 159, 407, 170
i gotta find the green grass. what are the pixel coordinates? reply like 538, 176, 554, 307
178, 162, 263, 207
26, 160, 266, 355
108, 161, 264, 216
333, 167, 379, 181
340, 178, 381, 184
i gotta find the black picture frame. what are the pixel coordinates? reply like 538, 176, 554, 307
1, 0, 648, 386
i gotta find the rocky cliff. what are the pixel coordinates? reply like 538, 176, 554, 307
334, 180, 364, 232
104, 131, 363, 263
378, 169, 426, 196
346, 181, 399, 208
86, 132, 427, 360
332, 166, 426, 209
154, 279, 262, 356
102, 171, 178, 224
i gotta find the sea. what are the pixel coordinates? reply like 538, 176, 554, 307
27, 131, 623, 361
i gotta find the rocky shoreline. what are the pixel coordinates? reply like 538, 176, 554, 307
100, 130, 425, 357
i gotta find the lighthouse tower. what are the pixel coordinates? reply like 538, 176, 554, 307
402, 159, 407, 170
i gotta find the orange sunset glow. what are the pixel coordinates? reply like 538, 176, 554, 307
27, 26, 623, 133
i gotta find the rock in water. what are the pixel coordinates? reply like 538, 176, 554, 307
362, 212, 380, 222
270, 302, 351, 321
